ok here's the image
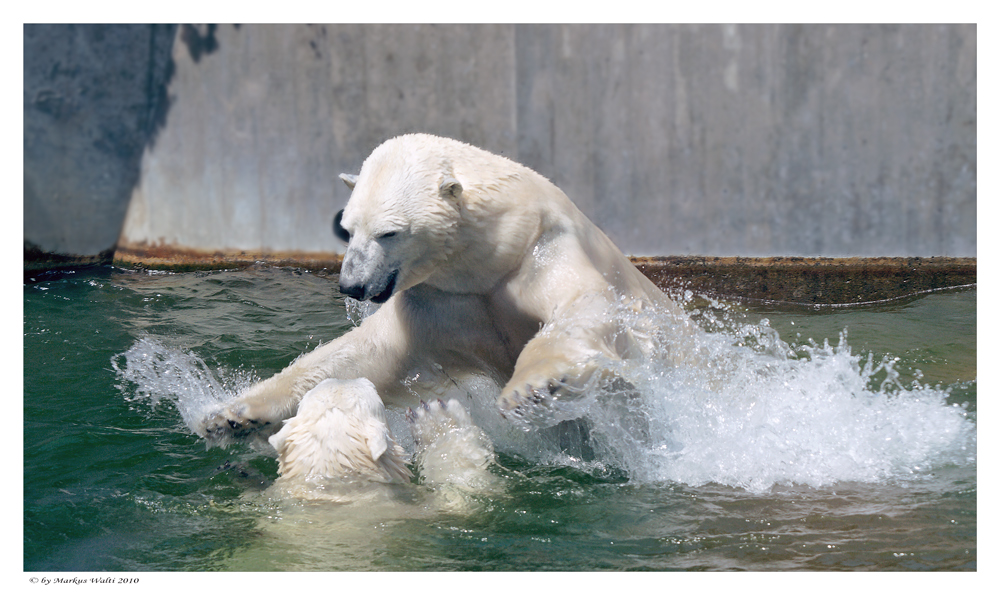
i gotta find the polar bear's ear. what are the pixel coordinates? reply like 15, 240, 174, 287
439, 176, 463, 201
339, 173, 358, 190
364, 423, 389, 462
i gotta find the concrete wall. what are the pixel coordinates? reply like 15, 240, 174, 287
515, 24, 976, 256
25, 24, 976, 265
119, 24, 520, 259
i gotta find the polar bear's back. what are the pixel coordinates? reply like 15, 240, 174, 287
367, 133, 560, 200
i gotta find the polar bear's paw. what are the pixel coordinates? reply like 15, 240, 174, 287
407, 399, 474, 445
199, 403, 275, 443
497, 360, 603, 427
406, 399, 495, 489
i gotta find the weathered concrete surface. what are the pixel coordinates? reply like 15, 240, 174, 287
112, 244, 341, 272
515, 25, 976, 257
23, 24, 176, 269
118, 24, 517, 257
23, 24, 976, 271
115, 24, 975, 261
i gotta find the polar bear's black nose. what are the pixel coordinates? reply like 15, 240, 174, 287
339, 280, 366, 300
339, 270, 397, 304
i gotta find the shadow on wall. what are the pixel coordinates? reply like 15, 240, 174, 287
23, 24, 177, 270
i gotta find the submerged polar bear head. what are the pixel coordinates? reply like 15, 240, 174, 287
268, 378, 412, 484
334, 135, 466, 303
334, 133, 546, 302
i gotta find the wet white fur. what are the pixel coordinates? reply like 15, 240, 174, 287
267, 379, 496, 505
268, 378, 411, 484
200, 133, 693, 444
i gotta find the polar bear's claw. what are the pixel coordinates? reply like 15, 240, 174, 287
200, 406, 272, 441
406, 397, 496, 489
498, 368, 600, 427
497, 354, 604, 424
408, 398, 477, 447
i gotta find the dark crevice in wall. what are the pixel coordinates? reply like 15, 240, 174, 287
180, 24, 219, 63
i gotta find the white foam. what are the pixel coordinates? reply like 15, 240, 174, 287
586, 297, 978, 492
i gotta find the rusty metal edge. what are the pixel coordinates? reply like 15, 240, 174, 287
632, 256, 977, 306
110, 245, 342, 273
103, 248, 976, 306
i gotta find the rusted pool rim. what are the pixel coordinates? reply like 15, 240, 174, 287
24, 245, 977, 307
632, 256, 976, 307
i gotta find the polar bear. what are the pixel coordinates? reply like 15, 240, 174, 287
267, 378, 412, 487
267, 377, 495, 502
199, 133, 691, 446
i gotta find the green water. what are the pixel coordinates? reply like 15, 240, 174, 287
23, 267, 976, 571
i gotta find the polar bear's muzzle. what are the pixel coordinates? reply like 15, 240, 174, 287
340, 256, 398, 304
338, 224, 403, 303
368, 269, 398, 304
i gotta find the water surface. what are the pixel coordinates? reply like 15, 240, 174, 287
23, 267, 976, 571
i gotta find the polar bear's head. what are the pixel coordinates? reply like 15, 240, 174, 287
334, 136, 464, 303
268, 378, 412, 484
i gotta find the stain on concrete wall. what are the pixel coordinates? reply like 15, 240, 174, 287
118, 24, 520, 257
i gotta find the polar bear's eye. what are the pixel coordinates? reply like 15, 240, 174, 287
378, 231, 398, 240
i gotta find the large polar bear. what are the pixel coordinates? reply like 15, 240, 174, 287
199, 133, 691, 453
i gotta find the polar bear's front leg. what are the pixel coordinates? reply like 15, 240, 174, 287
497, 323, 619, 425
495, 234, 634, 425
199, 369, 307, 441
497, 286, 628, 425
198, 303, 409, 443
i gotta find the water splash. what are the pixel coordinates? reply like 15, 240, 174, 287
112, 336, 255, 436
344, 296, 380, 327
113, 294, 976, 493
580, 293, 978, 492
